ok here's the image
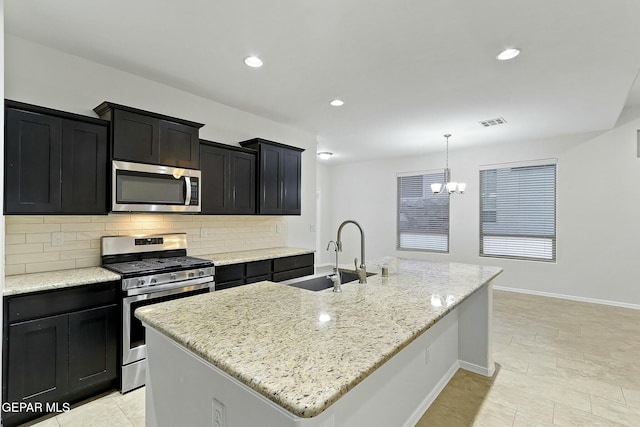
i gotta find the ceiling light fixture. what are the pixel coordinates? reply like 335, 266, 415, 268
244, 56, 263, 68
317, 152, 333, 160
330, 99, 344, 107
496, 48, 520, 61
431, 134, 466, 195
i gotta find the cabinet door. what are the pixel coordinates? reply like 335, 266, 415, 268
68, 305, 117, 393
7, 314, 69, 404
112, 109, 159, 164
230, 150, 256, 214
281, 149, 302, 215
200, 144, 229, 214
159, 120, 200, 168
215, 264, 245, 284
259, 144, 283, 214
5, 109, 62, 213
61, 120, 108, 214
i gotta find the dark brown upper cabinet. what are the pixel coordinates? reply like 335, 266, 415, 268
200, 140, 256, 215
239, 138, 304, 215
4, 100, 108, 215
93, 102, 204, 169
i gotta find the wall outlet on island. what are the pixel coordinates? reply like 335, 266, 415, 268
213, 399, 225, 427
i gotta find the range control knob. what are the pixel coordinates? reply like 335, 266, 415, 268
150, 278, 158, 284
188, 271, 196, 278
170, 273, 177, 280
198, 269, 205, 277
137, 279, 145, 287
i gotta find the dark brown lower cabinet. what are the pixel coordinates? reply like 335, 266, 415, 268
2, 282, 119, 427
214, 254, 314, 291
272, 253, 315, 282
7, 314, 69, 406
68, 305, 118, 393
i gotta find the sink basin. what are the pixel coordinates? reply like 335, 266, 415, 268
281, 270, 372, 292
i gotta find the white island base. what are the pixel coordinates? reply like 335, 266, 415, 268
144, 283, 494, 427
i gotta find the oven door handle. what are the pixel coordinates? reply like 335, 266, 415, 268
125, 276, 213, 298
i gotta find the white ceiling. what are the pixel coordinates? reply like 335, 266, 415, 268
5, 0, 640, 164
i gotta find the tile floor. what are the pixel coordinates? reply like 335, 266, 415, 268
24, 290, 640, 427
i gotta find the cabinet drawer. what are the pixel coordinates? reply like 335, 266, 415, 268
245, 274, 272, 284
6, 282, 119, 324
246, 260, 271, 277
273, 253, 314, 273
215, 264, 244, 283
215, 280, 245, 291
272, 266, 314, 282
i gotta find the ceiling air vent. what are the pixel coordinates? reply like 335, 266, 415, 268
479, 117, 507, 127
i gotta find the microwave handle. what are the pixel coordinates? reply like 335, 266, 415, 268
184, 176, 192, 206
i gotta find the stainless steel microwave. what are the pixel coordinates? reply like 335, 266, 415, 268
112, 160, 201, 213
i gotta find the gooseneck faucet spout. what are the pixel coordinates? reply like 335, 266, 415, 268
336, 220, 367, 283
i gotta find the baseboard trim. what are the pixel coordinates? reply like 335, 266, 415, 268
402, 360, 459, 427
493, 286, 640, 311
459, 360, 495, 377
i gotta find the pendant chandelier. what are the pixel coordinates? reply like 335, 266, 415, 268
431, 134, 466, 194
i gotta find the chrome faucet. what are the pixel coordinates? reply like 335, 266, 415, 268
326, 240, 341, 292
336, 220, 367, 283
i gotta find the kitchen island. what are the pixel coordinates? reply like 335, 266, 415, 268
136, 258, 502, 427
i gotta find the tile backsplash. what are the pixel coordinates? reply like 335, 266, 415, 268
4, 214, 286, 276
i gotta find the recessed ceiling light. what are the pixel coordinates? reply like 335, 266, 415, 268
244, 56, 263, 68
317, 152, 333, 160
330, 99, 344, 107
496, 48, 520, 61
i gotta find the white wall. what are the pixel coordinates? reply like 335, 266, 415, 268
316, 163, 334, 264
4, 35, 317, 253
320, 108, 640, 307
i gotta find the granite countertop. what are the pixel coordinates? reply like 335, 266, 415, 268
3, 267, 122, 296
2, 247, 314, 296
201, 247, 314, 266
136, 257, 502, 418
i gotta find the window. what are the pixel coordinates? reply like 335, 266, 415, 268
397, 171, 449, 252
480, 162, 556, 261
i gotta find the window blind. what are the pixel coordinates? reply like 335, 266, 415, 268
397, 171, 449, 252
480, 163, 556, 261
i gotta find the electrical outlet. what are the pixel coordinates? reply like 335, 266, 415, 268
200, 228, 208, 238
52, 232, 64, 247
213, 399, 225, 427
310, 224, 316, 233
276, 224, 281, 233
425, 347, 431, 365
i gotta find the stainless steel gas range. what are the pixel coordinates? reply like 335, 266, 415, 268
101, 233, 215, 393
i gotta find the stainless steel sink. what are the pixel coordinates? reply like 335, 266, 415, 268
281, 270, 373, 292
